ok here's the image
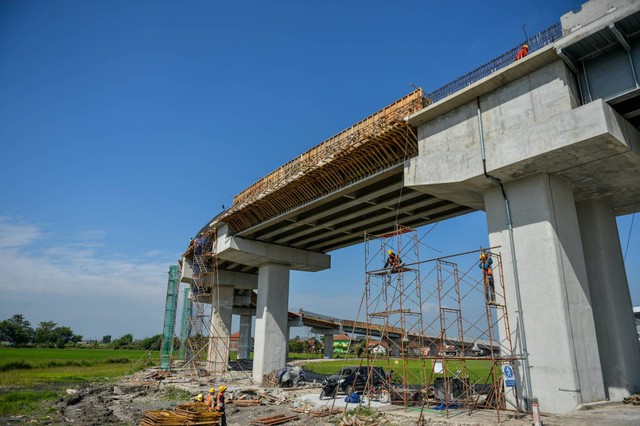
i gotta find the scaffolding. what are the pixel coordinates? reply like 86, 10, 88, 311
160, 265, 180, 371
363, 225, 428, 406
360, 226, 522, 421
182, 229, 231, 378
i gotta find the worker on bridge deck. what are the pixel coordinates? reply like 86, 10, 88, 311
515, 44, 529, 60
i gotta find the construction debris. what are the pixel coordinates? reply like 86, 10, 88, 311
338, 415, 382, 426
250, 413, 300, 425
140, 402, 221, 426
227, 388, 288, 406
624, 394, 640, 405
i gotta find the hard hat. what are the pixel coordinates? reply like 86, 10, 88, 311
196, 393, 203, 401
387, 249, 393, 255
523, 44, 529, 49
219, 385, 227, 392
209, 387, 216, 393
479, 253, 486, 259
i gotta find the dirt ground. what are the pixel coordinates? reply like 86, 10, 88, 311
3, 366, 640, 426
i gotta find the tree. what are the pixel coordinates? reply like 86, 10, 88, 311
102, 335, 112, 344
289, 337, 305, 353
34, 321, 57, 346
136, 334, 162, 350
34, 321, 81, 347
53, 326, 75, 348
0, 314, 34, 346
113, 333, 134, 348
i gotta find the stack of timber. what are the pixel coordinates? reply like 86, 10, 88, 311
140, 402, 221, 426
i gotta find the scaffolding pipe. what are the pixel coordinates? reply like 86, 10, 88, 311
178, 287, 192, 360
160, 265, 180, 371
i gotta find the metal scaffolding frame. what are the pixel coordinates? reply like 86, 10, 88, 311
358, 226, 522, 422
180, 229, 232, 379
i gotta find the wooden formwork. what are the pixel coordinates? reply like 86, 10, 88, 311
214, 89, 425, 233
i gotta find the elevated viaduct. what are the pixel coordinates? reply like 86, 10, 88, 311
180, 0, 640, 414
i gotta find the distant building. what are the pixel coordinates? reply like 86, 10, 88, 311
230, 331, 240, 351
333, 334, 353, 354
367, 340, 389, 355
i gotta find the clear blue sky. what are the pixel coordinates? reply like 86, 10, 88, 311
1, 0, 637, 341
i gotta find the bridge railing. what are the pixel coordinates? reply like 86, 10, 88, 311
424, 22, 563, 105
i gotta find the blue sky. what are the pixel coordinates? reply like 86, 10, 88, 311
1, 0, 637, 341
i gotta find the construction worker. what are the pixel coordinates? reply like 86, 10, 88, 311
215, 385, 227, 426
515, 44, 529, 60
205, 387, 216, 410
479, 252, 496, 304
384, 249, 403, 272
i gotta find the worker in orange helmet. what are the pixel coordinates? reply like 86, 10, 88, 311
515, 44, 529, 60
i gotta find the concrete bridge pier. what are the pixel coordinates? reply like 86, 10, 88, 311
253, 263, 290, 384
576, 199, 640, 400
484, 174, 606, 412
310, 328, 339, 359
323, 334, 334, 359
212, 225, 331, 384
237, 314, 252, 360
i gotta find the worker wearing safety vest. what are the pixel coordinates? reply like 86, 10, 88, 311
205, 387, 215, 409
215, 385, 227, 426
479, 252, 496, 304
384, 249, 403, 271
515, 44, 529, 60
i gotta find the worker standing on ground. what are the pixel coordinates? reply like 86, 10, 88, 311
205, 387, 215, 410
515, 44, 529, 60
479, 252, 496, 304
215, 385, 227, 426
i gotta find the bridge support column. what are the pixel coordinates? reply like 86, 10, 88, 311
323, 334, 334, 359
576, 199, 640, 400
253, 263, 290, 384
207, 285, 234, 374
238, 314, 252, 360
484, 173, 605, 413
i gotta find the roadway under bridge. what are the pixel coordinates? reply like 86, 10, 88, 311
179, 0, 640, 414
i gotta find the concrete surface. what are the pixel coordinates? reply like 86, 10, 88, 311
577, 199, 640, 400
252, 263, 290, 384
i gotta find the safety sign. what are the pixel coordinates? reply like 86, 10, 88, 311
502, 364, 516, 387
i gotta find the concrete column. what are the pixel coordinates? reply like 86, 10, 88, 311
484, 173, 605, 413
324, 334, 334, 359
252, 263, 290, 384
206, 285, 234, 374
576, 199, 640, 400
286, 324, 291, 361
390, 338, 401, 357
238, 314, 253, 360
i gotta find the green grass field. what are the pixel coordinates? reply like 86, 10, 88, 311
302, 358, 498, 385
0, 347, 159, 387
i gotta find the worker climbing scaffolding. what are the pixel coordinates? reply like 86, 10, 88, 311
479, 251, 496, 304
384, 249, 404, 272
